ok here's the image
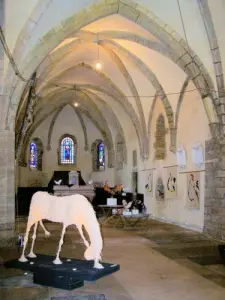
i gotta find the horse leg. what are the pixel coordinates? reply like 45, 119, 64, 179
39, 220, 51, 237
76, 224, 90, 248
53, 224, 67, 265
18, 220, 34, 262
94, 254, 104, 269
27, 222, 38, 258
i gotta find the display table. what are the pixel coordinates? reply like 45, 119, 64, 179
119, 213, 150, 228
98, 205, 124, 225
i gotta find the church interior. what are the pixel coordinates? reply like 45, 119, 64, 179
1, 0, 225, 299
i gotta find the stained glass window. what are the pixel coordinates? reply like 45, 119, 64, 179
60, 136, 75, 164
97, 142, 105, 170
29, 142, 37, 169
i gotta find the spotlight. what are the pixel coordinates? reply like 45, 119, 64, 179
74, 102, 79, 107
96, 62, 102, 70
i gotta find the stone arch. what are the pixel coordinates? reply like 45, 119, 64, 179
29, 137, 44, 171
148, 93, 174, 153
4, 0, 221, 135
19, 88, 116, 167
83, 89, 127, 163
154, 114, 167, 160
36, 62, 146, 158
47, 104, 88, 152
197, 0, 225, 133
38, 29, 219, 129
58, 133, 77, 165
47, 106, 64, 151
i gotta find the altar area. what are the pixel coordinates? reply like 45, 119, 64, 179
51, 170, 95, 202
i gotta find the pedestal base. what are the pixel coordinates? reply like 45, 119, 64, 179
4, 254, 120, 290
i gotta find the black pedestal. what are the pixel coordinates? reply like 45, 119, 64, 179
33, 268, 84, 290
218, 244, 225, 263
4, 254, 120, 290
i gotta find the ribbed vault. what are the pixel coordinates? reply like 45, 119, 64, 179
6, 0, 222, 165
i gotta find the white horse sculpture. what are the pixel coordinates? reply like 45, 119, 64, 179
18, 192, 104, 269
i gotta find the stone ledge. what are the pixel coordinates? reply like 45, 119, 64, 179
0, 222, 14, 231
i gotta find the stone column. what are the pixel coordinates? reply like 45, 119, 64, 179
0, 130, 15, 233
204, 137, 225, 240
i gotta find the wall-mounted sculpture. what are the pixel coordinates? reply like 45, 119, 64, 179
176, 145, 187, 169
19, 192, 104, 269
192, 142, 204, 169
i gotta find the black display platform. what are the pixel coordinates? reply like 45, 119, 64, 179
218, 244, 225, 263
4, 254, 120, 290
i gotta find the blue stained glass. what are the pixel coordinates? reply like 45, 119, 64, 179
60, 137, 75, 164
29, 142, 37, 168
97, 142, 105, 170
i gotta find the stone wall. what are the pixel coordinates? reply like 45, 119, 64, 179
204, 137, 225, 240
0, 130, 15, 231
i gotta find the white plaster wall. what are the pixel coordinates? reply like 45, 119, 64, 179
143, 81, 211, 231
19, 105, 115, 187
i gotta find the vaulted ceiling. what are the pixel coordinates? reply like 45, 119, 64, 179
13, 10, 220, 162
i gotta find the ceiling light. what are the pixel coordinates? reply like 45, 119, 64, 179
96, 62, 102, 70
74, 102, 79, 107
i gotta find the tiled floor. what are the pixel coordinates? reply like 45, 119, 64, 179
1, 218, 225, 299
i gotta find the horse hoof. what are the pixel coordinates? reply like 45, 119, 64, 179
27, 252, 37, 258
18, 256, 28, 263
45, 231, 51, 237
94, 262, 104, 269
53, 258, 63, 265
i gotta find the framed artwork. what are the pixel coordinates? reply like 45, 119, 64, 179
145, 169, 153, 197
155, 177, 165, 201
186, 172, 200, 209
166, 166, 177, 198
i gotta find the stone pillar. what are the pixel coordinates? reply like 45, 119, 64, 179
0, 130, 15, 233
204, 137, 225, 240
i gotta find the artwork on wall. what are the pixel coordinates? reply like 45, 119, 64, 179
166, 166, 177, 198
155, 177, 164, 201
186, 172, 200, 210
145, 169, 153, 197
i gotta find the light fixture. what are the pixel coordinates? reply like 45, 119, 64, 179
96, 62, 102, 70
93, 34, 102, 70
74, 102, 79, 107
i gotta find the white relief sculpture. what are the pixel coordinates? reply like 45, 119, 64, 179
192, 142, 204, 168
176, 145, 187, 168
19, 192, 104, 269
54, 179, 62, 185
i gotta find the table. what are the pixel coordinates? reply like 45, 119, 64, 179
98, 205, 124, 225
98, 205, 150, 229
118, 213, 150, 229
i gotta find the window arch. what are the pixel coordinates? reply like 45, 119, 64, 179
91, 139, 105, 171
97, 141, 105, 170
29, 138, 43, 171
29, 142, 37, 169
59, 134, 76, 165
